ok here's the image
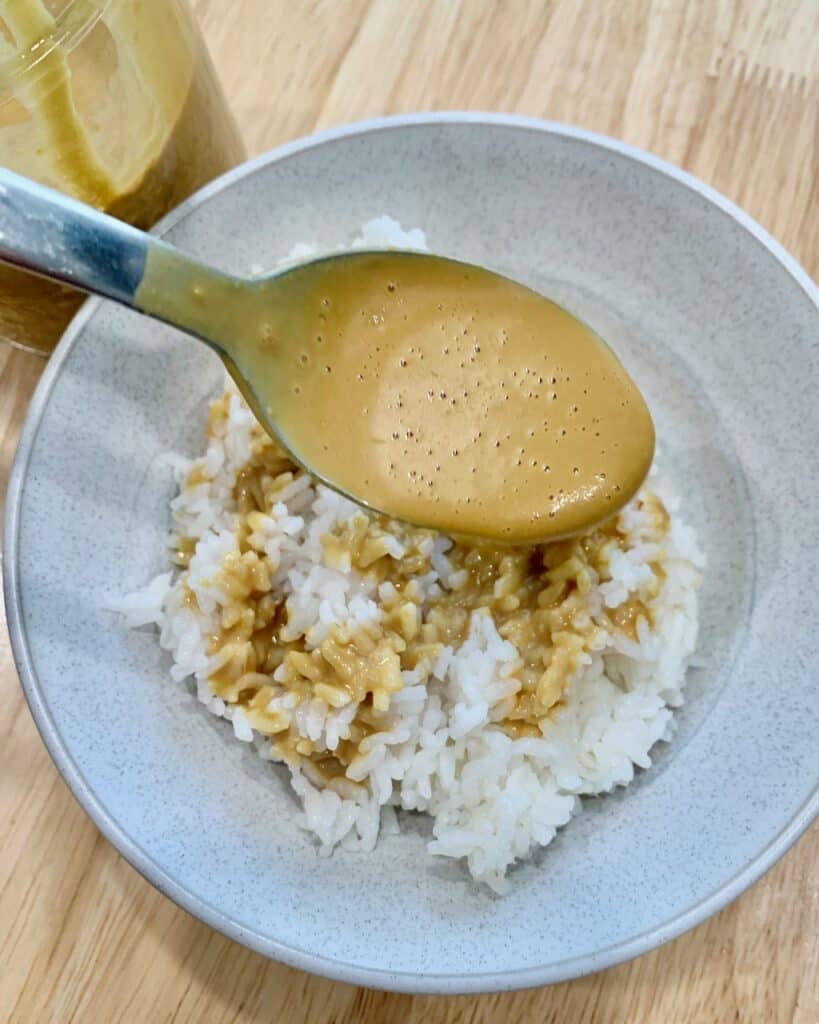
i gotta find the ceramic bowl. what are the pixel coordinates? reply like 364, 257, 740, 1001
5, 114, 818, 993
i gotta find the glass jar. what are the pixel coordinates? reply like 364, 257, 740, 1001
0, 0, 245, 354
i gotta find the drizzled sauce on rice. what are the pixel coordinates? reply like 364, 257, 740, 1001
175, 394, 670, 785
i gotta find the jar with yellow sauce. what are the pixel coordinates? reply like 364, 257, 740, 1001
0, 0, 245, 354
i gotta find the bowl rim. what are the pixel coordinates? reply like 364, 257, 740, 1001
4, 111, 818, 994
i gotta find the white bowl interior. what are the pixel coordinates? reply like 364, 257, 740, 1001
10, 119, 818, 991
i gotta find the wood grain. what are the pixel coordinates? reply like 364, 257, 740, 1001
1, 1, 817, 1021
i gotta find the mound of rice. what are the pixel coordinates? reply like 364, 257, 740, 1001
116, 220, 703, 892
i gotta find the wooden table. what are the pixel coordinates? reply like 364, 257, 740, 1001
1, 2, 817, 1020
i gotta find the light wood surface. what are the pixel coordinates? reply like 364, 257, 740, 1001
1, 2, 817, 1021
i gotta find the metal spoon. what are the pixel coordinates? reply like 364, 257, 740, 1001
0, 169, 654, 542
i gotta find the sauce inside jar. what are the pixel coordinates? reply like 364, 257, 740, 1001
0, 0, 243, 352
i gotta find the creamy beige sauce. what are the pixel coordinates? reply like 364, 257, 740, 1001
140, 251, 654, 544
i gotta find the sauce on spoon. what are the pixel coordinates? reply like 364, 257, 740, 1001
138, 250, 654, 543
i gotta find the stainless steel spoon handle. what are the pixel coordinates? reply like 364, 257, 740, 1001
0, 168, 232, 335
0, 168, 159, 304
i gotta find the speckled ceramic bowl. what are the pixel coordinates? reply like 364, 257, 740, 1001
5, 114, 818, 993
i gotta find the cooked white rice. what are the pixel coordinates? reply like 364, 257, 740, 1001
115, 219, 703, 892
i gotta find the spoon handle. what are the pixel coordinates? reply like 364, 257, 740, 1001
0, 168, 160, 303
0, 168, 233, 342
